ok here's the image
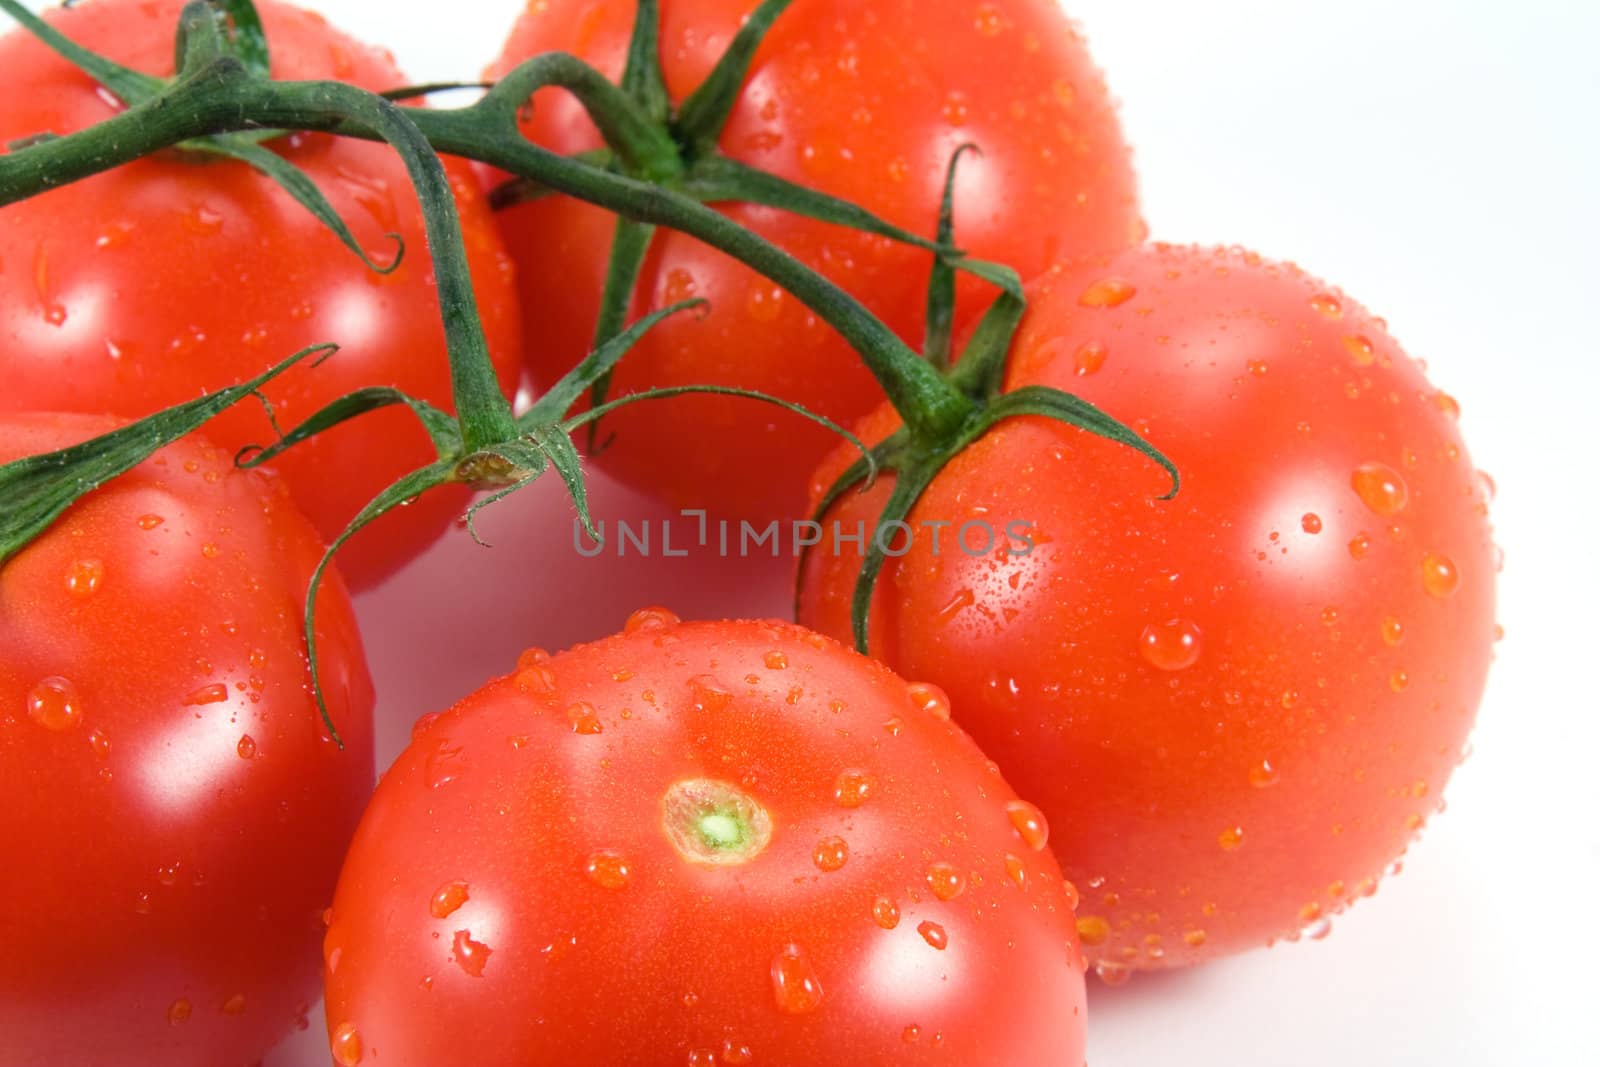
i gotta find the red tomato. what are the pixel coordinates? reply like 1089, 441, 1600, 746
0, 413, 374, 1067
800, 245, 1497, 974
487, 0, 1140, 519
0, 0, 523, 589
323, 610, 1085, 1066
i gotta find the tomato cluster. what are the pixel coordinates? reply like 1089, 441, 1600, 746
0, 1, 1495, 1065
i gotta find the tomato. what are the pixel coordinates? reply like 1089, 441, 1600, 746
799, 244, 1497, 974
322, 610, 1085, 1066
0, 0, 523, 589
487, 0, 1140, 520
0, 413, 374, 1067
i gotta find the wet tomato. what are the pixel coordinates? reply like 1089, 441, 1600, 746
0, 0, 522, 588
323, 610, 1085, 1065
488, 0, 1140, 519
800, 244, 1496, 973
0, 413, 374, 1066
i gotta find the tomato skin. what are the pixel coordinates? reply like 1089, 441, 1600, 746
0, 414, 374, 1066
800, 245, 1496, 970
487, 0, 1140, 519
324, 613, 1086, 1066
0, 0, 523, 589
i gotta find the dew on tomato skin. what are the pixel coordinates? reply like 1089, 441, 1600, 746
1218, 826, 1246, 851
1343, 335, 1377, 366
1421, 553, 1460, 598
221, 993, 246, 1016
926, 861, 966, 901
1073, 340, 1109, 376
516, 664, 557, 695
719, 1040, 754, 1065
770, 945, 824, 1014
902, 1025, 922, 1044
625, 606, 680, 634
883, 716, 904, 737
330, 1022, 363, 1066
1433, 392, 1461, 419
425, 741, 465, 789
1347, 533, 1372, 561
567, 701, 604, 735
872, 896, 901, 929
1061, 879, 1080, 911
1137, 618, 1202, 672
65, 558, 104, 598
812, 837, 850, 873
917, 921, 949, 950
167, 999, 191, 1025
452, 930, 493, 977
1247, 359, 1269, 377
1006, 800, 1050, 851
26, 676, 82, 732
1381, 616, 1406, 647
1004, 854, 1028, 890
1078, 277, 1137, 308
87, 728, 111, 758
430, 881, 470, 919
1309, 293, 1343, 319
236, 735, 256, 760
1094, 960, 1132, 986
1248, 759, 1279, 789
1300, 513, 1323, 535
586, 850, 632, 889
1477, 470, 1498, 502
833, 769, 875, 808
182, 683, 229, 707
516, 647, 551, 671
1351, 462, 1409, 516
689, 676, 735, 714
1075, 915, 1110, 946
906, 681, 952, 721
1306, 918, 1334, 941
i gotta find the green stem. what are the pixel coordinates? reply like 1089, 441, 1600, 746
0, 63, 974, 446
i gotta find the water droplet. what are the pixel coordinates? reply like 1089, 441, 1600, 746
1137, 618, 1202, 671
1421, 553, 1459, 598
1004, 853, 1027, 889
720, 1039, 754, 1064
515, 647, 551, 671
88, 728, 111, 758
567, 701, 603, 734
1433, 392, 1461, 419
1006, 800, 1050, 850
745, 285, 784, 322
926, 861, 966, 901
941, 92, 970, 126
872, 896, 900, 929
330, 1021, 363, 1066
183, 683, 229, 707
688, 675, 735, 714
1381, 616, 1405, 646
975, 2, 1006, 35
236, 735, 256, 760
833, 769, 874, 808
221, 993, 246, 1015
65, 558, 104, 598
770, 945, 824, 1014
1075, 915, 1110, 946
906, 681, 951, 720
1217, 826, 1245, 851
916, 921, 948, 950
167, 999, 192, 1025
452, 929, 492, 977
430, 881, 469, 918
1389, 670, 1410, 692
1248, 759, 1279, 788
1477, 470, 1497, 502
1309, 293, 1342, 319
1343, 335, 1376, 366
515, 663, 556, 695
200, 542, 221, 560
137, 513, 165, 530
1351, 462, 1408, 515
1247, 359, 1269, 377
1073, 340, 1109, 376
812, 836, 849, 873
1095, 960, 1132, 986
625, 606, 680, 634
1300, 513, 1323, 535
1078, 277, 1137, 308
902, 1024, 922, 1044
1348, 533, 1372, 560
586, 850, 632, 889
26, 676, 82, 731
1306, 917, 1333, 940
1184, 928, 1208, 947
762, 650, 788, 671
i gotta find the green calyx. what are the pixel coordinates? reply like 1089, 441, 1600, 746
795, 149, 1182, 654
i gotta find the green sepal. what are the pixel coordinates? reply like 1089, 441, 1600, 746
527, 424, 598, 541
235, 387, 459, 471
979, 386, 1180, 499
944, 289, 1026, 399
0, 342, 335, 567
522, 298, 705, 427
189, 137, 404, 273
0, 0, 165, 104
923, 144, 980, 370
620, 0, 670, 124
209, 0, 270, 79
583, 218, 658, 447
675, 0, 794, 154
174, 0, 228, 78
683, 155, 943, 253
303, 459, 455, 745
848, 460, 945, 652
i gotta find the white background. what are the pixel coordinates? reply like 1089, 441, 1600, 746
21, 1, 1600, 1064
